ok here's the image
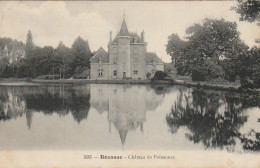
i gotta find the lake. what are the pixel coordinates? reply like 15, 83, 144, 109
0, 84, 259, 151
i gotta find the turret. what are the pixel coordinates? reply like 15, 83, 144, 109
110, 31, 112, 43
141, 30, 145, 42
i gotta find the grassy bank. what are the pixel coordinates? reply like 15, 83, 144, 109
0, 77, 259, 93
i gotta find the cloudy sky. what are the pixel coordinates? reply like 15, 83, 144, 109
0, 1, 259, 62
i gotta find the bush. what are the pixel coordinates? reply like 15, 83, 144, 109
208, 64, 224, 80
146, 72, 151, 79
153, 71, 168, 80
252, 70, 260, 88
36, 74, 60, 80
191, 68, 206, 81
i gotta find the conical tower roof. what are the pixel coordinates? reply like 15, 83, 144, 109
118, 16, 128, 36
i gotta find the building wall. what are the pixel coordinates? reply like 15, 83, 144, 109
90, 63, 109, 79
130, 44, 147, 79
108, 43, 119, 79
117, 37, 131, 79
146, 63, 164, 78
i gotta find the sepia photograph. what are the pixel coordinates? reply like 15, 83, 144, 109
0, 0, 259, 167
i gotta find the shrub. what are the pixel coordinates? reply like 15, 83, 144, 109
146, 72, 151, 79
208, 64, 225, 80
191, 68, 206, 81
252, 70, 260, 88
153, 71, 168, 80
36, 74, 60, 80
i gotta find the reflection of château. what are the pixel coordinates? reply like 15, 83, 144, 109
90, 84, 164, 146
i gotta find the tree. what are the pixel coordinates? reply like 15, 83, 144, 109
166, 34, 187, 66
166, 18, 247, 81
25, 30, 34, 58
56, 42, 73, 78
232, 0, 260, 22
0, 56, 10, 78
71, 36, 91, 75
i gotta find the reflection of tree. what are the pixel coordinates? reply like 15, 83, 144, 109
166, 88, 248, 149
240, 129, 260, 151
69, 92, 90, 123
236, 92, 260, 151
0, 88, 26, 120
0, 86, 91, 127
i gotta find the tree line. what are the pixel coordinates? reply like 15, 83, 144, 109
166, 0, 260, 88
0, 30, 92, 79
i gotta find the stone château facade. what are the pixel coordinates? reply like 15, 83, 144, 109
90, 16, 164, 80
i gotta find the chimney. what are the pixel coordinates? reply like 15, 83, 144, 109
110, 31, 112, 43
141, 30, 145, 42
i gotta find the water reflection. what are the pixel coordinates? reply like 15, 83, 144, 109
0, 85, 91, 126
0, 84, 259, 151
166, 88, 260, 151
90, 84, 165, 146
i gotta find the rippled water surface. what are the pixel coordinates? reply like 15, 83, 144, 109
0, 84, 259, 151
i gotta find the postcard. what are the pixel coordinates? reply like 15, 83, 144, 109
0, 1, 259, 167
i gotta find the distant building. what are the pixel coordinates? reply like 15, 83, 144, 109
90, 15, 164, 80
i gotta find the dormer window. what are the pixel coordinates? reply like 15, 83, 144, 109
99, 58, 103, 65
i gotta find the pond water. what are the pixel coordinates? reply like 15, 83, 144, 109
0, 84, 259, 151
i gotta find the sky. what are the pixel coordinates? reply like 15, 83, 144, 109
0, 1, 259, 63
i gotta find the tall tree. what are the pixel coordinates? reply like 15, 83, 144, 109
71, 36, 91, 75
166, 18, 248, 81
166, 33, 187, 66
25, 30, 34, 58
56, 42, 73, 78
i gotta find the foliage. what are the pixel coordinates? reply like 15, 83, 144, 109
166, 88, 259, 150
166, 34, 187, 66
232, 0, 260, 22
36, 74, 60, 80
166, 18, 253, 84
0, 32, 92, 79
146, 72, 151, 79
25, 30, 34, 58
71, 36, 91, 75
234, 47, 260, 88
153, 71, 168, 80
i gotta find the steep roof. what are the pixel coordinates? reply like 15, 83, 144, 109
112, 17, 143, 43
118, 18, 128, 36
90, 47, 109, 63
146, 52, 163, 64
112, 32, 142, 43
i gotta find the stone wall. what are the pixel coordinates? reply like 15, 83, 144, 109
90, 63, 109, 79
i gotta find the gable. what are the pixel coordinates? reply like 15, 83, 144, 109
146, 52, 163, 64
90, 47, 109, 63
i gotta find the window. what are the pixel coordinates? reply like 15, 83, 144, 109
98, 69, 103, 77
134, 70, 138, 74
113, 47, 117, 54
114, 70, 117, 76
134, 48, 138, 55
114, 57, 118, 64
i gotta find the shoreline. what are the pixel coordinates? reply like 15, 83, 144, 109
0, 78, 259, 93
